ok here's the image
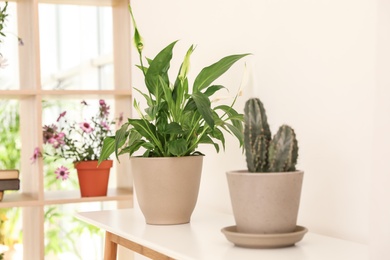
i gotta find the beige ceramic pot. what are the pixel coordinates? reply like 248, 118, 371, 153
226, 170, 304, 234
131, 156, 203, 225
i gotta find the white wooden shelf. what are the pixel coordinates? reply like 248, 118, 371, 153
44, 187, 133, 205
0, 188, 133, 208
0, 89, 132, 99
0, 193, 40, 207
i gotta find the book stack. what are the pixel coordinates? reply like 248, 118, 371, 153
0, 169, 20, 201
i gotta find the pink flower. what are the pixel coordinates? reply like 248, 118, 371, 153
101, 121, 110, 131
43, 124, 58, 144
99, 99, 110, 117
80, 122, 94, 133
48, 132, 65, 148
55, 166, 70, 181
56, 111, 66, 122
30, 147, 42, 164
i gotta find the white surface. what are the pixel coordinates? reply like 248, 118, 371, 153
130, 0, 375, 245
76, 208, 368, 260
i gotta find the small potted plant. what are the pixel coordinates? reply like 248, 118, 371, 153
98, 7, 249, 225
36, 100, 121, 197
222, 97, 307, 248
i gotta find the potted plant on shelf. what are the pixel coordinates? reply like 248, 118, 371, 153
222, 97, 307, 248
98, 7, 249, 225
36, 100, 121, 197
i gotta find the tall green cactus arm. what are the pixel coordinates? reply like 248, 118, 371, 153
267, 125, 299, 172
244, 98, 272, 172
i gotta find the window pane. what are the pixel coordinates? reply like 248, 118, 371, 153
44, 202, 119, 260
39, 4, 114, 90
0, 1, 20, 90
0, 100, 21, 169
0, 100, 22, 259
0, 207, 23, 259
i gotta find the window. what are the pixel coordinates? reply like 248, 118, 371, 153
0, 0, 133, 259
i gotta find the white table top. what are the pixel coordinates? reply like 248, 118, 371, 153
76, 207, 368, 260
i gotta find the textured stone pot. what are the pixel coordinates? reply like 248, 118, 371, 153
226, 170, 304, 234
131, 156, 203, 225
75, 160, 113, 197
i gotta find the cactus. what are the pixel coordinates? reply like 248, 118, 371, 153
244, 98, 299, 173
244, 98, 271, 172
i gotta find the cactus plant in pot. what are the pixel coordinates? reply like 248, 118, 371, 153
223, 97, 307, 248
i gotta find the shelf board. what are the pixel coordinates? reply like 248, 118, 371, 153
0, 188, 133, 207
44, 187, 133, 205
0, 89, 132, 99
0, 192, 40, 208
38, 0, 123, 6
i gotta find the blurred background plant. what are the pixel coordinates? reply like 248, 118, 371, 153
0, 100, 103, 259
0, 101, 22, 258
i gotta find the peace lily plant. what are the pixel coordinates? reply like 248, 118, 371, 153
99, 7, 249, 162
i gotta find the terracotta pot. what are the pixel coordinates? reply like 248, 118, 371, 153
74, 160, 113, 197
131, 156, 203, 225
226, 170, 304, 234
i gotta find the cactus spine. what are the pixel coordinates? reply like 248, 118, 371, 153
244, 98, 299, 173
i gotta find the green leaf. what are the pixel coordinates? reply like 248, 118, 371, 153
208, 127, 226, 150
119, 140, 145, 156
168, 138, 187, 156
129, 119, 156, 142
215, 104, 244, 129
128, 119, 165, 155
198, 134, 220, 153
114, 122, 130, 161
128, 130, 142, 147
145, 41, 178, 97
160, 76, 175, 115
164, 122, 184, 134
193, 53, 250, 93
145, 105, 158, 120
134, 87, 153, 107
225, 123, 244, 147
98, 135, 124, 164
203, 85, 226, 97
192, 92, 214, 129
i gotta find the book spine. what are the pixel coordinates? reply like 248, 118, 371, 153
0, 170, 20, 179
0, 179, 20, 190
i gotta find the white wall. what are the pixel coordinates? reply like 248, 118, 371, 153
130, 0, 387, 256
371, 1, 390, 259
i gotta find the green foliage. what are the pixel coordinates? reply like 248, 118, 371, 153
0, 101, 22, 248
43, 100, 116, 163
0, 101, 20, 169
44, 206, 103, 259
0, 2, 8, 42
244, 98, 299, 172
99, 6, 248, 161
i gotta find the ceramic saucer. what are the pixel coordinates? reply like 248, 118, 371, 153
221, 225, 308, 249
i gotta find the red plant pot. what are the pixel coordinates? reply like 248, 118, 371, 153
74, 160, 113, 197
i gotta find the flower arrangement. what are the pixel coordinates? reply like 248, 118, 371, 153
32, 100, 122, 181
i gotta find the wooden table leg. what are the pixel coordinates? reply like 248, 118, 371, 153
104, 231, 118, 260
104, 231, 175, 260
